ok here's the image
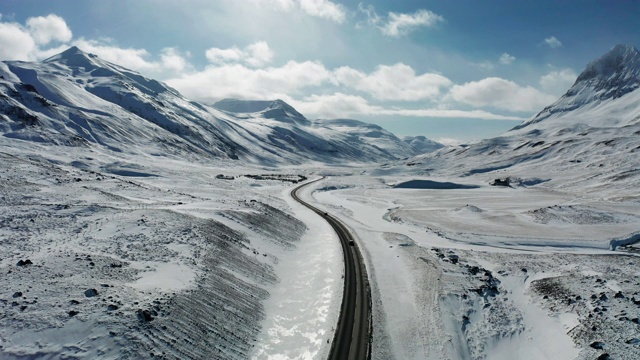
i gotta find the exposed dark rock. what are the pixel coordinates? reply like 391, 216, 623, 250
12, 291, 22, 298
16, 259, 33, 266
137, 309, 155, 322
84, 288, 99, 297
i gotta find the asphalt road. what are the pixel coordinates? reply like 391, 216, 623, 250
291, 178, 371, 360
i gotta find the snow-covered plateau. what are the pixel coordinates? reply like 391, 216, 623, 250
1, 45, 640, 360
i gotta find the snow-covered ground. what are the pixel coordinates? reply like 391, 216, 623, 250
0, 141, 343, 359
307, 174, 640, 360
2, 135, 639, 360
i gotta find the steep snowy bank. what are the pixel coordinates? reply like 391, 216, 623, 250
0, 145, 339, 359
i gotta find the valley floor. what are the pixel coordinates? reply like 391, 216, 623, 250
1, 144, 639, 360
308, 174, 640, 360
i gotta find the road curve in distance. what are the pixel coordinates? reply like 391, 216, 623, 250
291, 177, 371, 360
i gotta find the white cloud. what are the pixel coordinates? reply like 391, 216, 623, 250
359, 4, 444, 37
26, 14, 72, 45
544, 36, 562, 48
335, 63, 452, 101
449, 77, 557, 112
160, 47, 190, 73
290, 92, 526, 120
436, 137, 463, 146
245, 42, 274, 67
539, 68, 577, 95
205, 41, 273, 67
499, 53, 515, 65
205, 47, 243, 64
0, 21, 37, 60
166, 60, 333, 103
291, 93, 376, 118
0, 14, 73, 61
251, 0, 346, 23
383, 9, 444, 37
299, 0, 347, 23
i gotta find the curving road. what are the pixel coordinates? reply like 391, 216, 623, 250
291, 178, 371, 360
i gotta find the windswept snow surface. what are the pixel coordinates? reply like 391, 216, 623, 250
308, 173, 640, 360
0, 140, 341, 359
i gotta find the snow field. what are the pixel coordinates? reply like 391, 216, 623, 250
309, 174, 640, 360
0, 147, 337, 359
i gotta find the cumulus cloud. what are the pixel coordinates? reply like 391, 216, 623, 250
539, 68, 577, 95
290, 92, 526, 120
436, 137, 463, 146
166, 60, 333, 103
449, 77, 557, 112
291, 92, 377, 118
299, 0, 347, 23
334, 63, 452, 101
205, 41, 274, 68
499, 53, 515, 65
0, 14, 73, 60
170, 56, 453, 105
252, 0, 346, 23
160, 47, 190, 73
383, 9, 444, 37
359, 4, 444, 37
26, 14, 72, 45
205, 47, 243, 64
544, 36, 562, 48
0, 21, 37, 60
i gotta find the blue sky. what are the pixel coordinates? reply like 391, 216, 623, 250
0, 0, 638, 143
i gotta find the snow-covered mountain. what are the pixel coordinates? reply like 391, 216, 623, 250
212, 99, 443, 160
402, 135, 444, 154
311, 118, 427, 158
0, 46, 242, 160
0, 47, 431, 165
514, 44, 640, 130
400, 45, 640, 195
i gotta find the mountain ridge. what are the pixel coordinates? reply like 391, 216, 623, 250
398, 44, 640, 195
0, 47, 440, 165
515, 44, 640, 130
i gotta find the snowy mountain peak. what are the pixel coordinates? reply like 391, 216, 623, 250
263, 99, 306, 121
515, 44, 640, 130
43, 46, 101, 68
575, 44, 640, 83
402, 135, 444, 153
213, 98, 307, 124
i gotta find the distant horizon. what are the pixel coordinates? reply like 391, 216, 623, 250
1, 1, 638, 143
